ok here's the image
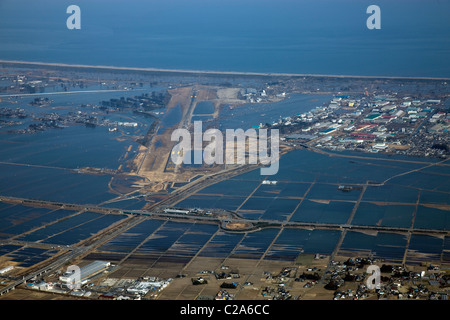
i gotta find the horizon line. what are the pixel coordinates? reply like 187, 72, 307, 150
1, 59, 449, 81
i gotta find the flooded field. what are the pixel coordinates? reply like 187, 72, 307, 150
174, 148, 450, 265
17, 211, 125, 245
339, 231, 409, 264
0, 83, 448, 278
0, 205, 74, 239
193, 101, 215, 115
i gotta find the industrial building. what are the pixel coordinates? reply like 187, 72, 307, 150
127, 280, 171, 296
164, 208, 190, 215
0, 266, 14, 274
59, 260, 110, 286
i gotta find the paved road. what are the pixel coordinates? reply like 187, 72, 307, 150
0, 247, 85, 296
1, 195, 449, 237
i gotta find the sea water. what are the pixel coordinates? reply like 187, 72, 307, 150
0, 0, 448, 77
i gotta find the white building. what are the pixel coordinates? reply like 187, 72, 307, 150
117, 122, 138, 127
59, 261, 110, 285
127, 280, 171, 295
0, 266, 14, 274
373, 143, 388, 150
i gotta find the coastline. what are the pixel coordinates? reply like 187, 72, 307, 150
1, 59, 450, 81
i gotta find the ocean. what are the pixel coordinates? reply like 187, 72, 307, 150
0, 0, 449, 77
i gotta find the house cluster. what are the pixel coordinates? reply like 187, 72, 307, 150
275, 94, 448, 158
323, 257, 450, 300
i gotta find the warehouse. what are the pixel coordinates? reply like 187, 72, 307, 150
59, 260, 110, 286
0, 266, 14, 274
164, 208, 190, 215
